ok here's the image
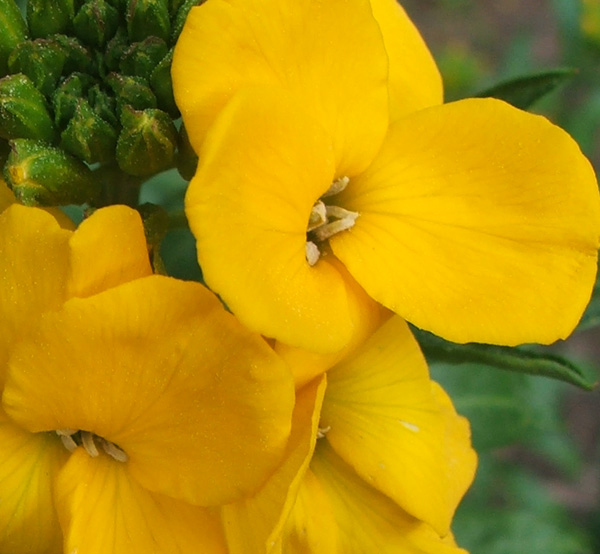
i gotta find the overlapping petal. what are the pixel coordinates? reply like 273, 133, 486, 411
55, 449, 227, 554
333, 98, 600, 345
320, 316, 476, 534
221, 376, 326, 554
3, 275, 295, 506
172, 0, 389, 175
0, 408, 67, 554
305, 441, 468, 554
186, 87, 363, 352
369, 0, 443, 120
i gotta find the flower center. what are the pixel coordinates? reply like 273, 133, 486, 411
56, 429, 128, 463
305, 176, 359, 266
316, 424, 331, 439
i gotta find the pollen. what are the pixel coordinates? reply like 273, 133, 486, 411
55, 429, 129, 462
306, 176, 359, 266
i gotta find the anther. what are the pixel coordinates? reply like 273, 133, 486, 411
57, 430, 78, 452
99, 437, 129, 463
322, 176, 350, 198
81, 431, 99, 457
316, 425, 331, 439
305, 241, 320, 266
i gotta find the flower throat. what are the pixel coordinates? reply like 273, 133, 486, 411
305, 176, 359, 266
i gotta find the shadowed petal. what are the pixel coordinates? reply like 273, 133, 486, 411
55, 449, 227, 554
0, 409, 67, 554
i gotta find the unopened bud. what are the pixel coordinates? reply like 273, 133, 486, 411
120, 36, 168, 78
53, 72, 95, 128
176, 123, 197, 180
61, 99, 117, 164
0, 0, 28, 76
127, 0, 170, 43
5, 139, 101, 206
106, 73, 157, 112
149, 49, 178, 117
0, 74, 56, 142
116, 106, 177, 176
88, 84, 119, 127
27, 0, 75, 39
8, 39, 66, 96
104, 26, 129, 72
73, 0, 120, 49
51, 35, 93, 75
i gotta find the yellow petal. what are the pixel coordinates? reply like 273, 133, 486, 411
0, 205, 71, 387
320, 316, 476, 534
333, 98, 600, 345
274, 258, 391, 388
0, 408, 67, 554
55, 449, 227, 554
67, 205, 153, 298
369, 0, 443, 120
173, 0, 389, 175
221, 376, 327, 554
0, 177, 16, 210
309, 441, 469, 554
186, 87, 359, 353
280, 468, 339, 554
4, 275, 295, 506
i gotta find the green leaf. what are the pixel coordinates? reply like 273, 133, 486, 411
414, 328, 595, 391
474, 68, 577, 109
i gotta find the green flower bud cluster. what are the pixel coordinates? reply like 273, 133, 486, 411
0, 0, 201, 207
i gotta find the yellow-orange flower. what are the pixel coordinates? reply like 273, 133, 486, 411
2, 276, 294, 554
173, 0, 600, 353
220, 316, 476, 553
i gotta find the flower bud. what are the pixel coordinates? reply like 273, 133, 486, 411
51, 35, 93, 75
116, 106, 177, 176
127, 0, 170, 43
149, 49, 178, 117
88, 84, 119, 127
27, 0, 75, 39
0, 74, 56, 142
4, 139, 101, 206
60, 99, 117, 164
176, 123, 197, 181
8, 39, 66, 97
53, 72, 96, 128
74, 0, 120, 49
106, 72, 157, 112
0, 0, 28, 76
104, 27, 129, 73
120, 36, 168, 78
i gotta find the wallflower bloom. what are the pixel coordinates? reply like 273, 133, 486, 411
173, 0, 600, 352
220, 316, 476, 553
0, 203, 152, 553
2, 275, 295, 554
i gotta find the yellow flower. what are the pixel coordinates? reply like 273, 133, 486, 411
0, 203, 152, 553
220, 316, 477, 553
173, 0, 600, 353
2, 275, 295, 554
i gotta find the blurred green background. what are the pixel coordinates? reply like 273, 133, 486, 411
401, 1, 600, 552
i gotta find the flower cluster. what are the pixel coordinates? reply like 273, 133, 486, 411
0, 0, 599, 553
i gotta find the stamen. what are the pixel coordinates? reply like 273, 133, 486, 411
58, 432, 78, 452
322, 176, 350, 198
316, 425, 331, 439
99, 437, 129, 463
307, 201, 327, 231
305, 241, 320, 266
81, 431, 99, 457
312, 210, 359, 242
305, 175, 358, 265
